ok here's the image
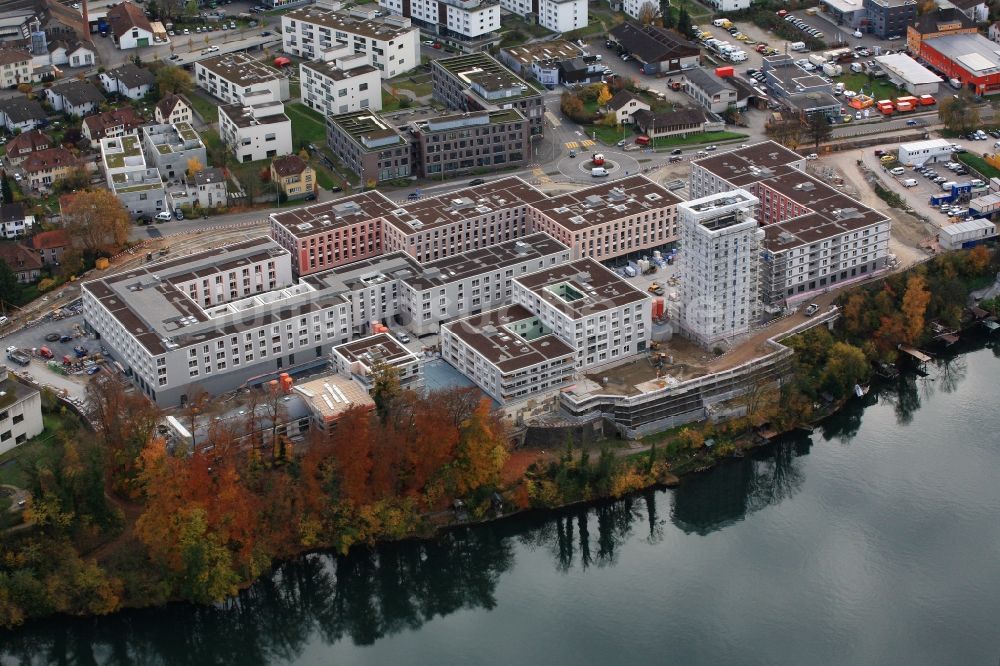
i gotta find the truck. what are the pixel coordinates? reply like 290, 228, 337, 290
790, 41, 806, 52
894, 100, 915, 113
877, 100, 895, 115
37, 346, 53, 360
895, 95, 919, 107
808, 53, 827, 67
822, 62, 842, 77
728, 50, 748, 63
918, 94, 936, 106
949, 78, 962, 89
5, 346, 30, 366
823, 47, 852, 62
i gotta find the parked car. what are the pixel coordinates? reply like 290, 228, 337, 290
804, 303, 820, 316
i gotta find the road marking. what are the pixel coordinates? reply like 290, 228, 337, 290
581, 139, 595, 147
565, 141, 579, 150
544, 111, 561, 127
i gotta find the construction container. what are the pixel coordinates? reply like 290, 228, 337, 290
715, 66, 734, 78
895, 100, 914, 112
95, 258, 110, 270
918, 94, 936, 106
652, 298, 665, 320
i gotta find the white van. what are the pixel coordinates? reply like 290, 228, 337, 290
155, 211, 173, 222
592, 167, 609, 177
850, 62, 863, 73
941, 180, 956, 191
890, 166, 905, 176
970, 179, 985, 187
902, 179, 918, 187
790, 41, 806, 51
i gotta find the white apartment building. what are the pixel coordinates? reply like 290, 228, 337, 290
676, 189, 763, 348
511, 258, 651, 370
300, 57, 381, 116
332, 333, 424, 393
0, 365, 43, 456
398, 233, 572, 335
195, 53, 291, 106
621, 0, 657, 20
0, 47, 32, 88
441, 303, 577, 403
690, 141, 892, 306
529, 175, 681, 261
282, 6, 420, 79
500, 0, 587, 33
81, 237, 353, 406
218, 102, 293, 163
381, 0, 501, 42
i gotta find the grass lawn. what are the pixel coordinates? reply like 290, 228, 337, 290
285, 102, 327, 147
649, 131, 748, 148
586, 123, 635, 145
382, 89, 402, 112
502, 15, 553, 40
0, 412, 79, 489
386, 74, 433, 99
956, 152, 1000, 179
834, 73, 904, 101
187, 90, 220, 123
314, 165, 336, 190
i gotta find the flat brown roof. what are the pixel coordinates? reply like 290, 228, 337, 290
514, 258, 648, 319
333, 333, 415, 368
531, 174, 681, 231
270, 190, 398, 238
444, 303, 576, 372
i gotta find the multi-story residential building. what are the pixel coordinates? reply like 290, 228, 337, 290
155, 94, 193, 125
100, 134, 147, 178
270, 154, 316, 201
140, 122, 207, 182
0, 47, 31, 88
44, 79, 104, 117
99, 63, 156, 100
218, 102, 293, 163
0, 242, 42, 283
863, 0, 917, 39
270, 190, 399, 275
4, 129, 52, 166
81, 107, 144, 147
441, 303, 577, 403
405, 108, 529, 178
379, 0, 501, 52
193, 168, 228, 209
699, 0, 751, 12
511, 258, 651, 370
499, 0, 587, 33
195, 53, 290, 106
676, 189, 763, 348
332, 334, 423, 393
529, 175, 681, 261
0, 203, 34, 239
690, 141, 892, 306
23, 147, 79, 192
0, 98, 45, 134
109, 168, 167, 219
0, 364, 43, 456
325, 110, 411, 185
381, 177, 547, 262
300, 56, 381, 116
281, 6, 420, 79
398, 233, 571, 334
432, 53, 545, 135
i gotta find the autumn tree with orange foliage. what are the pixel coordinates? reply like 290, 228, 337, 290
87, 373, 161, 497
900, 273, 931, 345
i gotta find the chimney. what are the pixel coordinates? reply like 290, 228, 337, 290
81, 0, 90, 42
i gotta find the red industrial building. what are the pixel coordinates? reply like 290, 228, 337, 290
919, 33, 1000, 95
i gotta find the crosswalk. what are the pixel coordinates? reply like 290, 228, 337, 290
564, 140, 596, 150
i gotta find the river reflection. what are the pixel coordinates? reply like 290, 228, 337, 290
1, 349, 993, 665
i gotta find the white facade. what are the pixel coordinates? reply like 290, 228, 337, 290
218, 102, 293, 163
300, 58, 382, 117
66, 44, 96, 68
99, 69, 154, 100
701, 0, 751, 11
541, 0, 587, 33
677, 190, 763, 348
0, 52, 31, 88
0, 210, 34, 239
116, 26, 154, 50
382, 0, 501, 39
282, 7, 420, 79
155, 97, 193, 125
939, 218, 997, 250
622, 0, 658, 20
195, 54, 291, 106
898, 138, 955, 166
0, 367, 44, 456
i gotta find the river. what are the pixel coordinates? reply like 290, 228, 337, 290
3, 339, 999, 665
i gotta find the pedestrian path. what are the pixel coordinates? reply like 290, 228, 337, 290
564, 140, 596, 150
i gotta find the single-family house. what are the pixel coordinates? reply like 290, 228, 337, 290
81, 107, 144, 147
100, 63, 156, 100
45, 80, 104, 117
606, 90, 651, 125
0, 242, 42, 283
63, 40, 96, 68
0, 98, 46, 134
5, 129, 53, 165
22, 147, 79, 191
0, 203, 35, 239
631, 107, 721, 139
27, 229, 70, 265
950, 0, 989, 24
990, 21, 1000, 43
270, 154, 314, 200
155, 94, 192, 124
193, 168, 227, 208
107, 2, 155, 50
683, 67, 741, 113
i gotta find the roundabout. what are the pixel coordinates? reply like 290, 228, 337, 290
555, 149, 642, 182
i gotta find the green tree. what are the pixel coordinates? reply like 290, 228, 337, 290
0, 259, 21, 305
370, 359, 401, 424
660, 0, 673, 28
805, 112, 832, 149
938, 91, 980, 134
821, 342, 870, 397
156, 66, 193, 96
677, 4, 692, 37
1, 173, 11, 204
